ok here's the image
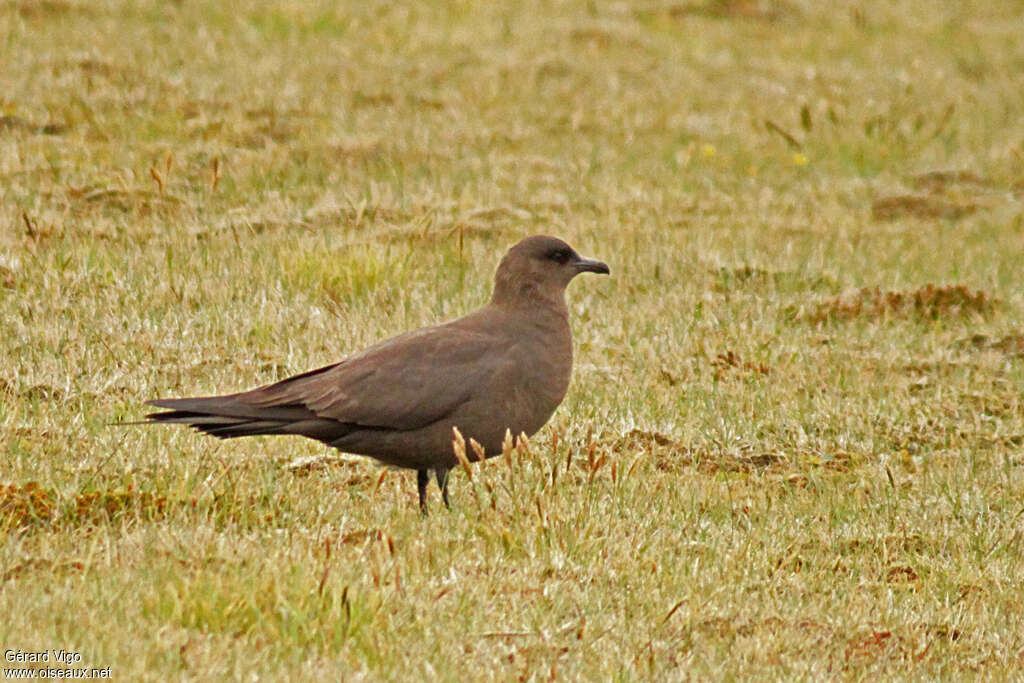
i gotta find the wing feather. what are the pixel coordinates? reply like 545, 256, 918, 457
241, 320, 500, 431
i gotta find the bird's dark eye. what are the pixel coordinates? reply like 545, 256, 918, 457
547, 249, 572, 264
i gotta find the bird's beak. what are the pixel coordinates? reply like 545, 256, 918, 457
573, 256, 610, 275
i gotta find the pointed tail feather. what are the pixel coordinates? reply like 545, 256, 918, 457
146, 396, 314, 422
144, 396, 351, 442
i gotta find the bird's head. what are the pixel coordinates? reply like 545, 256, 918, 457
491, 235, 609, 308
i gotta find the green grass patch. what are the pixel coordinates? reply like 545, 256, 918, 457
3, 0, 1024, 678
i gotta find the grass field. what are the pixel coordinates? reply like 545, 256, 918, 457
3, 0, 1024, 678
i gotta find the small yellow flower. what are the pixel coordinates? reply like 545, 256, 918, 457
701, 144, 716, 157
792, 152, 809, 166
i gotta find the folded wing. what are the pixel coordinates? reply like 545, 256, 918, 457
147, 321, 499, 440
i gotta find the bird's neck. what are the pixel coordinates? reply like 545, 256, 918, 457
490, 282, 570, 323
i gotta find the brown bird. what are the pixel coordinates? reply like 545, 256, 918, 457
145, 235, 609, 512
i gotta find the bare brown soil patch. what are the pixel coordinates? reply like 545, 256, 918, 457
615, 430, 865, 475
808, 285, 996, 323
8, 0, 89, 18
0, 483, 294, 530
0, 114, 67, 135
909, 169, 991, 192
670, 617, 960, 668
871, 194, 979, 221
954, 333, 1024, 357
711, 350, 772, 378
2, 558, 86, 583
637, 0, 794, 22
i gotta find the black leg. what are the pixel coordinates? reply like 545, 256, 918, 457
434, 467, 451, 509
417, 469, 429, 515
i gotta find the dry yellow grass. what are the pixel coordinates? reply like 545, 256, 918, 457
2, 0, 1024, 679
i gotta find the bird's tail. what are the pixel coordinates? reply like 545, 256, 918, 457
145, 396, 329, 440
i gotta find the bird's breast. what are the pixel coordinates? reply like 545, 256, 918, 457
489, 320, 572, 433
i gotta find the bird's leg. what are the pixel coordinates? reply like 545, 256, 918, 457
417, 469, 430, 515
434, 466, 452, 509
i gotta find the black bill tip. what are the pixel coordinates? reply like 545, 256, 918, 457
574, 256, 610, 275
